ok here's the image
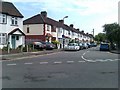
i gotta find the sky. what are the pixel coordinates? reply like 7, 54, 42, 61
4, 0, 119, 35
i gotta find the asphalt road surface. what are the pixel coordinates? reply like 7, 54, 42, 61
1, 47, 119, 88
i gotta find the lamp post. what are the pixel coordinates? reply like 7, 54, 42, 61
92, 29, 94, 42
62, 16, 68, 50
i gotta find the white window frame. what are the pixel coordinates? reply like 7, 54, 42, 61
0, 33, 7, 45
11, 17, 18, 25
0, 13, 7, 24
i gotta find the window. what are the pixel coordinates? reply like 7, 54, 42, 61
27, 27, 29, 33
11, 17, 18, 25
0, 33, 7, 45
15, 18, 18, 25
16, 36, 19, 40
58, 28, 62, 33
51, 25, 56, 32
47, 25, 50, 31
68, 31, 70, 35
0, 13, 7, 24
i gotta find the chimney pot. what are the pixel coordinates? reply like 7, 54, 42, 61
70, 24, 74, 28
59, 20, 64, 24
41, 11, 47, 18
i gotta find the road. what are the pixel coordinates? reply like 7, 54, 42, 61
1, 46, 119, 88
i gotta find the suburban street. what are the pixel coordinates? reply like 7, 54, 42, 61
1, 46, 119, 88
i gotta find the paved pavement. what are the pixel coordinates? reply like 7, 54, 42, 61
2, 47, 119, 88
0, 49, 62, 61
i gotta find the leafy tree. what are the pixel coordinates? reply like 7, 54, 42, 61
103, 23, 120, 50
94, 33, 106, 42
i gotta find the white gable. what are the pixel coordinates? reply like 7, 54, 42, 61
13, 30, 22, 35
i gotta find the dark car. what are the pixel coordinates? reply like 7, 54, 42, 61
45, 42, 55, 50
100, 43, 110, 51
33, 42, 45, 50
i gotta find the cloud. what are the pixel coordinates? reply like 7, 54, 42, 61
4, 0, 119, 35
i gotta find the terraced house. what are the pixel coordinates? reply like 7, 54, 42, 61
0, 1, 25, 49
23, 11, 93, 48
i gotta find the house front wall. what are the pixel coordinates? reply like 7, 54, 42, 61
9, 35, 25, 49
23, 24, 44, 35
0, 14, 24, 49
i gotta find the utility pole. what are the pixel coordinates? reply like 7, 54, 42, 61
92, 29, 94, 42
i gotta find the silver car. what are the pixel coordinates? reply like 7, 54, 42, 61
64, 43, 80, 51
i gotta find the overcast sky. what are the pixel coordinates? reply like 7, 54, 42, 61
4, 0, 119, 35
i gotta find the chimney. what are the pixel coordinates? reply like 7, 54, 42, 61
70, 24, 74, 28
81, 30, 84, 33
77, 29, 79, 31
41, 11, 47, 18
59, 20, 64, 24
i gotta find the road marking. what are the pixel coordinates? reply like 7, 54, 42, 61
24, 63, 33, 65
114, 59, 120, 61
54, 61, 62, 64
40, 62, 48, 64
105, 59, 113, 61
7, 63, 17, 66
88, 60, 96, 62
78, 61, 85, 63
67, 61, 74, 63
87, 51, 90, 52
83, 53, 86, 56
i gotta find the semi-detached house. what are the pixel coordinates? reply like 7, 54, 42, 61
23, 11, 93, 48
0, 1, 25, 49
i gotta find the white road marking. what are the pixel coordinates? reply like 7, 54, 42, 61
7, 63, 16, 66
67, 61, 74, 63
88, 60, 96, 62
78, 61, 85, 63
114, 59, 120, 61
54, 61, 62, 64
40, 62, 48, 64
24, 63, 33, 65
83, 53, 86, 56
105, 59, 113, 61
87, 51, 90, 52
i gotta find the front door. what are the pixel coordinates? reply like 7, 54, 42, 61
11, 35, 16, 49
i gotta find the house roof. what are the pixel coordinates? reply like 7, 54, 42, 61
23, 12, 92, 38
8, 28, 25, 36
0, 1, 23, 18
23, 14, 45, 25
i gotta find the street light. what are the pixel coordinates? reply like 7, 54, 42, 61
62, 16, 68, 50
63, 16, 68, 20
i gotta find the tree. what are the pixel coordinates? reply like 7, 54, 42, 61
94, 33, 106, 42
103, 23, 120, 50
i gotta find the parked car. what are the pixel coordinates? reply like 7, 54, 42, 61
90, 43, 97, 47
100, 43, 110, 51
45, 42, 55, 50
87, 43, 91, 48
33, 42, 45, 50
64, 43, 80, 51
79, 43, 84, 50
82, 43, 88, 49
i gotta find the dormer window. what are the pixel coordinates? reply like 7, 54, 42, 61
11, 17, 18, 25
0, 13, 7, 24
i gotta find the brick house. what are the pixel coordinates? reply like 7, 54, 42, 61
23, 11, 93, 48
